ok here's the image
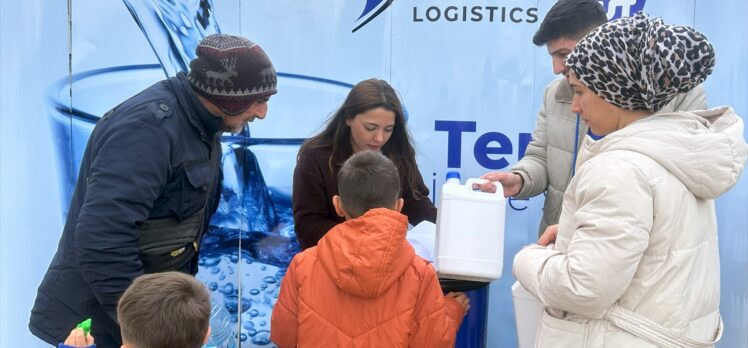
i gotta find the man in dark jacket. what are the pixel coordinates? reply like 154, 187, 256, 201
29, 34, 277, 347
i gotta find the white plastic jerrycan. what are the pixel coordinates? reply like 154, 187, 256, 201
434, 171, 506, 282
512, 281, 544, 348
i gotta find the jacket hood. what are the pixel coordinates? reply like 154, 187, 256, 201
580, 106, 748, 199
316, 208, 415, 298
554, 77, 574, 103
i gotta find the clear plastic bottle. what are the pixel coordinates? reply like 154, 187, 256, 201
205, 302, 236, 348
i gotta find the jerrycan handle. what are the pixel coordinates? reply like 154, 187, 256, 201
465, 178, 504, 197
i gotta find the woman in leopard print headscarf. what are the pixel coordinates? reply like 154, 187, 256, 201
513, 12, 747, 348
567, 12, 715, 114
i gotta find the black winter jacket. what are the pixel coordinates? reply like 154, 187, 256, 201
29, 73, 222, 346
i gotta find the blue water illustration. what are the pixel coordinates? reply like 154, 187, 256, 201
197, 140, 299, 347
122, 0, 220, 77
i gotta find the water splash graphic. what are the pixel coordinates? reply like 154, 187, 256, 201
122, 0, 221, 77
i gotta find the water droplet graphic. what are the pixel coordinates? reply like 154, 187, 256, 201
251, 330, 272, 345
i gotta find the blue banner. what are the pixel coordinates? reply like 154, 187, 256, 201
1, 1, 745, 347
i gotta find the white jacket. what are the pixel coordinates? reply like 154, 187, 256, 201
513, 107, 748, 347
511, 78, 707, 235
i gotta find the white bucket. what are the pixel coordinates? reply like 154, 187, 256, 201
512, 281, 544, 348
435, 177, 505, 282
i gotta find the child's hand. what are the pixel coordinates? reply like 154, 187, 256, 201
446, 292, 471, 315
64, 327, 95, 347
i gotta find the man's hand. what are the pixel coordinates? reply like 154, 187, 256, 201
446, 292, 471, 315
538, 224, 558, 246
63, 328, 95, 347
474, 172, 523, 197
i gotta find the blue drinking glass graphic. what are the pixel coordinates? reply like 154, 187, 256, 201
47, 1, 353, 346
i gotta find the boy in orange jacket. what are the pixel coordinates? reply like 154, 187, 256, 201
272, 151, 469, 347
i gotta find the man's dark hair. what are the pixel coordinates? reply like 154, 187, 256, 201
532, 0, 608, 46
117, 272, 211, 348
337, 151, 401, 218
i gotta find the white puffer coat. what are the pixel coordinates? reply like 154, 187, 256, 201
513, 107, 748, 347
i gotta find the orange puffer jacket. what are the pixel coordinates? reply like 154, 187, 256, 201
271, 208, 464, 347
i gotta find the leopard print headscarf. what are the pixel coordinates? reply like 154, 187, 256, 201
566, 12, 715, 112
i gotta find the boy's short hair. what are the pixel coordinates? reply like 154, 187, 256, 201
338, 151, 401, 218
532, 0, 608, 46
117, 272, 211, 348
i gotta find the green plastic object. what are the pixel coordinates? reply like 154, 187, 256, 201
76, 318, 92, 336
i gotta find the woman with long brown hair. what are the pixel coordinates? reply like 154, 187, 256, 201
292, 78, 436, 250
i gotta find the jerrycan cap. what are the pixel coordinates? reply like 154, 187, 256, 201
445, 171, 461, 183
